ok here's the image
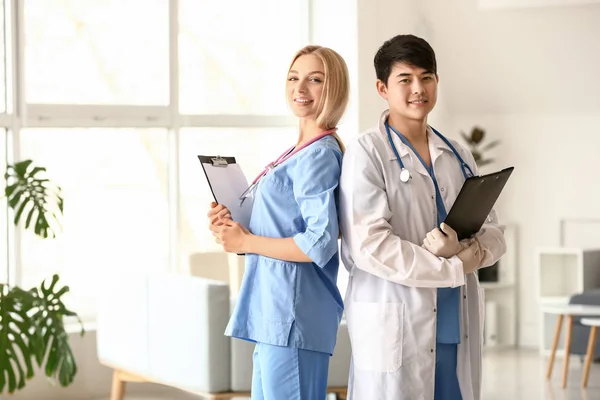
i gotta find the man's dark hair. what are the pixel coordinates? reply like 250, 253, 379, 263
374, 34, 437, 85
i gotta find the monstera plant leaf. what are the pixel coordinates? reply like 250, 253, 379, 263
5, 160, 64, 238
29, 275, 83, 387
0, 276, 83, 395
0, 284, 36, 394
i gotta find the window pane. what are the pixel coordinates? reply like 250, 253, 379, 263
0, 129, 6, 284
179, 0, 308, 115
19, 128, 169, 318
0, 0, 6, 113
179, 127, 296, 266
24, 0, 169, 105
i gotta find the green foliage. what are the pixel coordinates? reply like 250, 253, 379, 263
460, 126, 500, 167
0, 275, 83, 394
5, 159, 64, 238
1, 160, 83, 394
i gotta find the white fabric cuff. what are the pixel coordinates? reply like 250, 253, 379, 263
448, 255, 466, 287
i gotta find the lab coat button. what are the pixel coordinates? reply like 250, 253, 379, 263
465, 334, 469, 339
463, 295, 467, 300
441, 187, 445, 192
430, 348, 434, 353
433, 308, 437, 312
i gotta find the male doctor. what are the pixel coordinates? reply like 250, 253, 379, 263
339, 34, 507, 400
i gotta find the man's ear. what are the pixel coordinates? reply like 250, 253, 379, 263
376, 79, 388, 100
435, 73, 440, 84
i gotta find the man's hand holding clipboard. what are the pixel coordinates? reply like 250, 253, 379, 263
443, 167, 514, 240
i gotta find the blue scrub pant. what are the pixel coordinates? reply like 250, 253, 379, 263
434, 343, 463, 400
251, 342, 330, 400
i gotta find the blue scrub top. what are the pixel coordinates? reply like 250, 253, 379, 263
225, 135, 344, 355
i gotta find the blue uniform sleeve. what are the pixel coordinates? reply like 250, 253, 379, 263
292, 145, 342, 268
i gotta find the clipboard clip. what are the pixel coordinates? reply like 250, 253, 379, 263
210, 156, 228, 167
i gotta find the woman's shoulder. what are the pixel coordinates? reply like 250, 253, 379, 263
303, 135, 342, 159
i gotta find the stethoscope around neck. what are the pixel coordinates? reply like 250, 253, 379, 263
385, 121, 474, 182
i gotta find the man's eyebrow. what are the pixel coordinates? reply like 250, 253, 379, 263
396, 70, 434, 77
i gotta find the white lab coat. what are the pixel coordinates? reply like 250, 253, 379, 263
339, 110, 507, 400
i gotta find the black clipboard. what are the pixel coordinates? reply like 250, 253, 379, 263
443, 167, 514, 240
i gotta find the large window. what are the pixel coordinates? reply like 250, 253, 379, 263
0, 0, 6, 113
0, 0, 8, 285
178, 0, 308, 114
0, 130, 7, 285
24, 0, 169, 105
18, 128, 169, 317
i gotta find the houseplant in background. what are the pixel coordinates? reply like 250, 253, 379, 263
0, 159, 84, 394
460, 126, 502, 284
460, 126, 500, 167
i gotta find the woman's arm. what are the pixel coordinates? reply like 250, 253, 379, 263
212, 217, 312, 261
244, 235, 312, 262
214, 220, 312, 262
214, 144, 342, 266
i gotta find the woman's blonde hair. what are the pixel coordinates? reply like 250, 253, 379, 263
288, 45, 350, 153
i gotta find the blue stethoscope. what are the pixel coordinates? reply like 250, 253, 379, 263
385, 121, 474, 183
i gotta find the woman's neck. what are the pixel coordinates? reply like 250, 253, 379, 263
297, 118, 323, 146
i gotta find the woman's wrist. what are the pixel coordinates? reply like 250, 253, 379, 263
242, 232, 256, 254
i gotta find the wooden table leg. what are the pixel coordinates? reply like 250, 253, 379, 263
110, 370, 126, 400
562, 315, 574, 388
547, 314, 564, 380
582, 326, 598, 388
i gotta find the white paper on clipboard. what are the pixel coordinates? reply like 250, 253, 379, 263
198, 155, 253, 229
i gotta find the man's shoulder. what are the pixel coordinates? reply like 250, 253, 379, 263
346, 124, 388, 153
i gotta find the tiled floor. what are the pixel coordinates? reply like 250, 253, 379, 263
104, 348, 600, 399
481, 348, 600, 400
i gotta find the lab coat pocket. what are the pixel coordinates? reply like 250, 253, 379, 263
346, 301, 404, 373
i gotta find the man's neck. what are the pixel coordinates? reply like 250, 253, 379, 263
387, 113, 428, 147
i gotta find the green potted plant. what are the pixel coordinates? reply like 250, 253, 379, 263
460, 126, 500, 167
1, 159, 84, 394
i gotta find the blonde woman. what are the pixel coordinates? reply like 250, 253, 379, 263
207, 45, 350, 399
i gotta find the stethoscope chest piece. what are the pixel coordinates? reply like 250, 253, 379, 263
400, 168, 411, 183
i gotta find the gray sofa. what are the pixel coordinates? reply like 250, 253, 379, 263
97, 269, 351, 399
569, 289, 600, 359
